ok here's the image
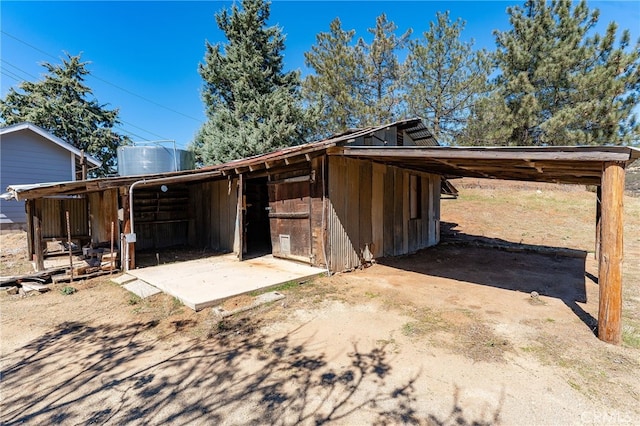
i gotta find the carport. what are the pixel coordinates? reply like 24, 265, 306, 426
328, 145, 640, 345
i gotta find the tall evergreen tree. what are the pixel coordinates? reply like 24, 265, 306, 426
0, 53, 128, 176
492, 0, 639, 146
303, 18, 364, 137
193, 0, 309, 165
356, 14, 412, 126
404, 11, 491, 145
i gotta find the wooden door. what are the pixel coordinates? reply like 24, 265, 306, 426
268, 177, 312, 263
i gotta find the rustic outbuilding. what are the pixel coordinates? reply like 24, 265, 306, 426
5, 117, 639, 344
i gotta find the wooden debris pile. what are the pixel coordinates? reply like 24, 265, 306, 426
1, 246, 121, 295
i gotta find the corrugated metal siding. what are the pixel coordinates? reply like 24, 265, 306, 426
35, 197, 88, 238
1, 129, 74, 226
327, 157, 366, 271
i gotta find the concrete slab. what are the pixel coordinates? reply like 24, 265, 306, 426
123, 280, 162, 299
111, 274, 137, 285
127, 254, 326, 311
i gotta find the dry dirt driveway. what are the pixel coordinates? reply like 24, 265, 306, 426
1, 244, 638, 425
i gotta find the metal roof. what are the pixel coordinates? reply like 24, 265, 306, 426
5, 117, 639, 199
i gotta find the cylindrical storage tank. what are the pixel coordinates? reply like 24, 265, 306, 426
117, 146, 195, 176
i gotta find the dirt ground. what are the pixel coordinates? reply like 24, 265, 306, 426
1, 179, 639, 425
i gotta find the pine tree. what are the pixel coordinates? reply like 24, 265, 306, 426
303, 18, 364, 137
356, 14, 412, 126
0, 53, 128, 176
458, 92, 514, 146
194, 0, 309, 165
404, 11, 491, 145
304, 15, 411, 136
493, 0, 640, 146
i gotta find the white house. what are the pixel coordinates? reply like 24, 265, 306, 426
0, 122, 101, 231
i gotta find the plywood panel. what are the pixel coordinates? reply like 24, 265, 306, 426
89, 189, 118, 245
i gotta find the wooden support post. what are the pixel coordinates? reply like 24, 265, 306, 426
121, 190, 135, 270
110, 221, 115, 274
80, 150, 87, 180
25, 200, 34, 260
237, 174, 244, 261
595, 185, 601, 260
66, 210, 73, 282
33, 214, 45, 272
598, 162, 625, 344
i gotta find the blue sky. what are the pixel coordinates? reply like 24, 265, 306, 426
2, 1, 639, 148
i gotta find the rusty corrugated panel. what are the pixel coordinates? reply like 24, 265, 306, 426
36, 197, 88, 239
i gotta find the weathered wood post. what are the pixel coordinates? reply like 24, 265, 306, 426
595, 185, 601, 260
66, 210, 73, 282
598, 162, 625, 344
33, 214, 45, 272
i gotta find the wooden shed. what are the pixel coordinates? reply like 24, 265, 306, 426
6, 117, 639, 344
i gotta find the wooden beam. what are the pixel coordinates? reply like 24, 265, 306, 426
33, 214, 45, 272
595, 185, 601, 260
25, 199, 34, 259
329, 146, 633, 162
598, 161, 625, 344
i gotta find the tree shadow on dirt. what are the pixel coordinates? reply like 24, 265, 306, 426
378, 222, 597, 334
0, 317, 502, 425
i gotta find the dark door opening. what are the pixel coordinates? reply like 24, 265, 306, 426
244, 177, 272, 257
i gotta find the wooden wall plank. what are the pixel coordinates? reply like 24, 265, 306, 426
402, 171, 409, 254
433, 175, 441, 244
347, 158, 360, 255
371, 163, 385, 258
421, 175, 429, 247
359, 160, 372, 255
394, 168, 403, 256
383, 165, 394, 257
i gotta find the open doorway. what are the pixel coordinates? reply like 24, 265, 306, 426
244, 177, 272, 258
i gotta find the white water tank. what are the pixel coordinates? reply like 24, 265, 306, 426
117, 145, 195, 176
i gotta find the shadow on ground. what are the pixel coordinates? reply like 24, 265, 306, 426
1, 317, 501, 425
378, 222, 597, 334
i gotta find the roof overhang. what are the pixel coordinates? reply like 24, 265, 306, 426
327, 145, 640, 185
1, 122, 102, 168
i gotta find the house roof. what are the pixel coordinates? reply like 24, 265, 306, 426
5, 118, 640, 200
0, 122, 102, 167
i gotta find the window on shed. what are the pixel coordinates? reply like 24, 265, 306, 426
410, 174, 421, 219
